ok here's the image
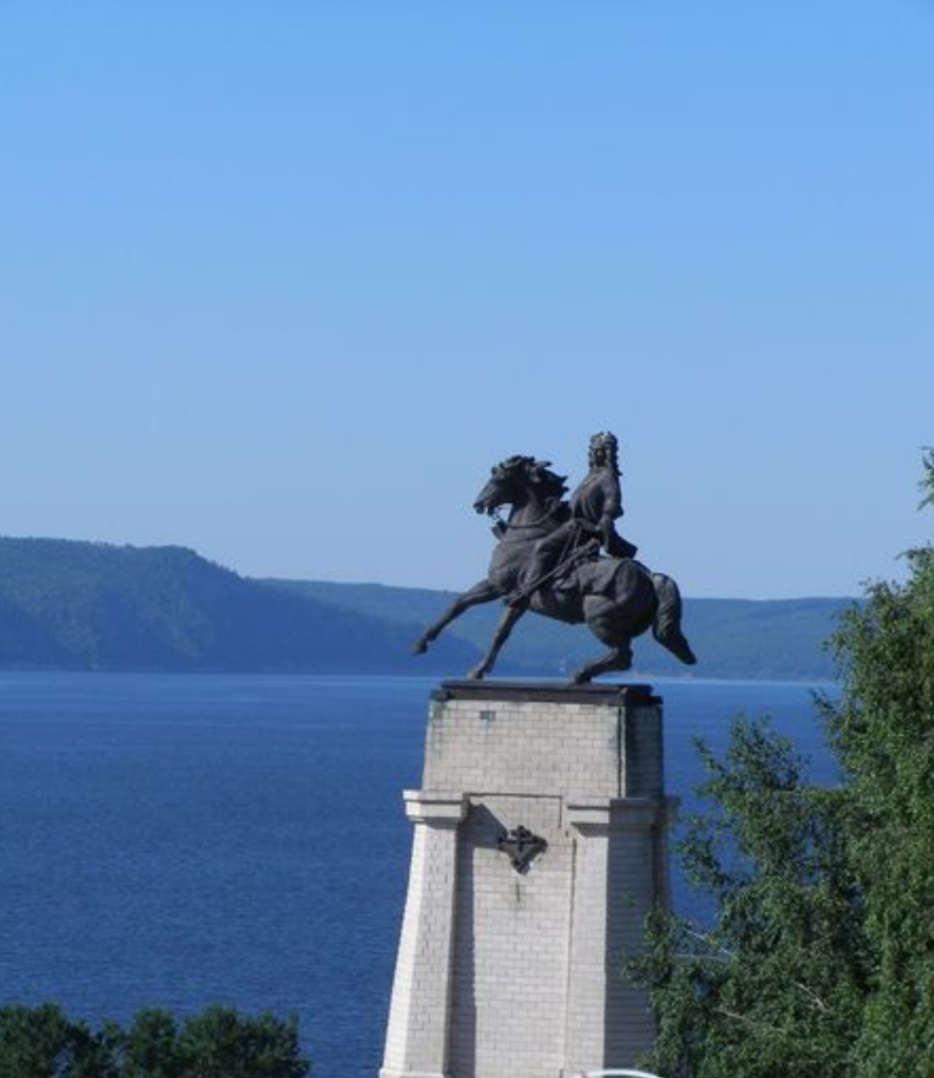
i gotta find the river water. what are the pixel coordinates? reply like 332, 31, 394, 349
0, 672, 832, 1075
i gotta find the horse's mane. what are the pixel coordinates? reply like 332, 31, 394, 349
494, 455, 568, 501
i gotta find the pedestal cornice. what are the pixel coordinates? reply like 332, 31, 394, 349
402, 790, 468, 824
433, 679, 660, 706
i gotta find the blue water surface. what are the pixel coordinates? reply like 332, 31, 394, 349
0, 672, 833, 1076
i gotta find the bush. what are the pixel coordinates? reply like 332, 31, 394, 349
0, 1004, 309, 1078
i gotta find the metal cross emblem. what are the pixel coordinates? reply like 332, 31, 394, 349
497, 825, 547, 873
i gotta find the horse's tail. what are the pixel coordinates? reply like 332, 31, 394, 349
651, 572, 697, 665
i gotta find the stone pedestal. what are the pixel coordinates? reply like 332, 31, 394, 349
379, 681, 674, 1078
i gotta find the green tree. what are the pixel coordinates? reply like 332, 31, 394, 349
119, 1011, 182, 1078
0, 1005, 117, 1078
0, 1005, 309, 1078
0, 1004, 73, 1078
175, 1007, 307, 1078
631, 450, 934, 1078
825, 448, 934, 1075
630, 720, 866, 1078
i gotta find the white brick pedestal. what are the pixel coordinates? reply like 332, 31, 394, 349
379, 681, 674, 1078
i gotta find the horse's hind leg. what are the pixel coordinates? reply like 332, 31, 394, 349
412, 579, 503, 654
571, 643, 633, 685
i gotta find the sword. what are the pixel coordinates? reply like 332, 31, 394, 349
508, 538, 601, 605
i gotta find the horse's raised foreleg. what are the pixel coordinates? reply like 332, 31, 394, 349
412, 579, 504, 655
467, 602, 526, 680
571, 643, 633, 685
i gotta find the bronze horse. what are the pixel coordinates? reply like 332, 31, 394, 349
412, 455, 697, 683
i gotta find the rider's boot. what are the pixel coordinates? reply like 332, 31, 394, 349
508, 549, 550, 607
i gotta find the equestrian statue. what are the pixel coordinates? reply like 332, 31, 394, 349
412, 432, 697, 684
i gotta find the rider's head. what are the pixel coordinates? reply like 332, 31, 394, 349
589, 431, 620, 473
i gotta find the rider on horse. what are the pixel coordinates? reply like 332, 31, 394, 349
412, 435, 696, 682
509, 431, 637, 606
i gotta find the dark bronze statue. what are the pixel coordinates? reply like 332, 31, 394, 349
412, 434, 697, 683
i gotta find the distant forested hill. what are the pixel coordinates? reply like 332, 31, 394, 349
0, 537, 851, 679
0, 538, 475, 673
268, 580, 853, 682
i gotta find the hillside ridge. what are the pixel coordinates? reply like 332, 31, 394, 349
0, 537, 851, 679
0, 537, 473, 674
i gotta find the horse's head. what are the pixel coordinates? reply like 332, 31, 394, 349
473, 455, 568, 516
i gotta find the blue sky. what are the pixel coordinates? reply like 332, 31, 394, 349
2, 1, 932, 598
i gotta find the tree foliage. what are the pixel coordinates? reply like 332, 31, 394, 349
0, 1004, 309, 1078
630, 450, 934, 1077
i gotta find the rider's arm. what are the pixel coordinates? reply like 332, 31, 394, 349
599, 472, 623, 529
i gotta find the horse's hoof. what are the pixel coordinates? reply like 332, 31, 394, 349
570, 670, 591, 685
412, 639, 428, 655
467, 667, 487, 681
